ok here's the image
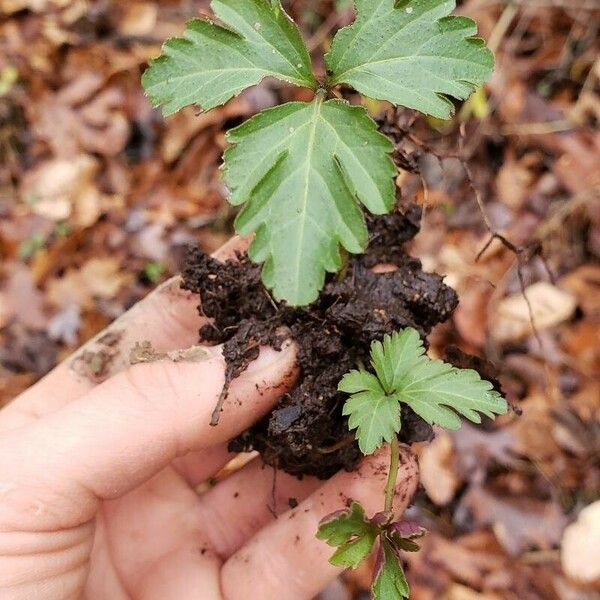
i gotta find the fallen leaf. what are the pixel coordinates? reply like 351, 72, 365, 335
20, 155, 98, 223
491, 282, 577, 342
119, 3, 158, 37
47, 258, 132, 310
457, 486, 568, 556
429, 534, 506, 590
454, 280, 492, 348
495, 150, 535, 210
419, 431, 460, 506
561, 500, 600, 587
47, 303, 81, 346
0, 263, 46, 329
452, 423, 517, 474
560, 264, 600, 318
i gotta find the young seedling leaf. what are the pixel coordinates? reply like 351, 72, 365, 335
224, 97, 396, 305
340, 329, 508, 452
142, 0, 316, 116
317, 501, 379, 568
372, 537, 410, 600
398, 360, 507, 430
370, 328, 426, 394
326, 0, 494, 119
388, 520, 427, 552
339, 370, 401, 454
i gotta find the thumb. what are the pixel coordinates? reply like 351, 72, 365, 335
0, 342, 297, 530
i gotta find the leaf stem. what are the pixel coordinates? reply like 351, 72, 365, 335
384, 435, 400, 513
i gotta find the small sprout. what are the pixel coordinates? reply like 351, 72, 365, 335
325, 327, 506, 599
317, 502, 379, 568
318, 502, 428, 600
339, 328, 508, 455
143, 261, 166, 283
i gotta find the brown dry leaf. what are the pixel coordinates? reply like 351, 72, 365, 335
560, 265, 600, 318
561, 501, 600, 588
161, 99, 250, 164
459, 486, 568, 556
511, 393, 565, 470
427, 533, 506, 590
444, 584, 502, 600
419, 431, 460, 506
561, 321, 600, 380
452, 423, 517, 474
454, 280, 492, 348
495, 151, 535, 210
32, 88, 130, 158
491, 282, 577, 342
119, 3, 158, 37
20, 155, 99, 224
47, 258, 132, 310
553, 136, 600, 196
0, 263, 46, 329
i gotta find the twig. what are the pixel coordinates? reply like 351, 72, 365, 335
458, 124, 543, 348
210, 387, 229, 426
500, 119, 576, 136
487, 2, 519, 54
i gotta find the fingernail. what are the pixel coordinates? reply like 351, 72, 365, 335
243, 339, 297, 376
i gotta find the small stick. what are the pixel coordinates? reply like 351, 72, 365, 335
210, 386, 229, 426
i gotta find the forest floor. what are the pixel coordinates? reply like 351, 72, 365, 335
1, 1, 599, 598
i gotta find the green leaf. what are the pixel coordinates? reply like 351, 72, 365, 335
398, 361, 507, 430
338, 329, 508, 452
317, 502, 379, 568
224, 96, 396, 305
326, 0, 494, 119
142, 0, 316, 115
372, 537, 410, 600
370, 329, 426, 393
340, 369, 400, 455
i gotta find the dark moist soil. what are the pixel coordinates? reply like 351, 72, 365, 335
182, 200, 460, 479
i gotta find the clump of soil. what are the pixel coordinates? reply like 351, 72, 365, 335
182, 202, 459, 479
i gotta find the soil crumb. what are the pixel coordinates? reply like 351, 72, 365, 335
182, 203, 458, 478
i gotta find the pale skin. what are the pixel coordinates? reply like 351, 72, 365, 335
0, 238, 419, 600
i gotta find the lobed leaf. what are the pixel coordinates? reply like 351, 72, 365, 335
341, 390, 401, 455
142, 0, 316, 115
372, 537, 410, 600
326, 0, 494, 119
398, 361, 508, 429
224, 96, 396, 305
370, 329, 426, 393
339, 328, 508, 453
317, 502, 379, 568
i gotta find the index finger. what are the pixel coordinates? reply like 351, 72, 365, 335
0, 237, 249, 431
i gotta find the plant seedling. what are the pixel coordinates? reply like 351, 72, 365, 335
143, 1, 503, 598
319, 328, 507, 598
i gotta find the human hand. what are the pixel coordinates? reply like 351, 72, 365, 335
0, 238, 418, 600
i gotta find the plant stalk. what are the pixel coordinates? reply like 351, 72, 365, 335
384, 435, 400, 513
